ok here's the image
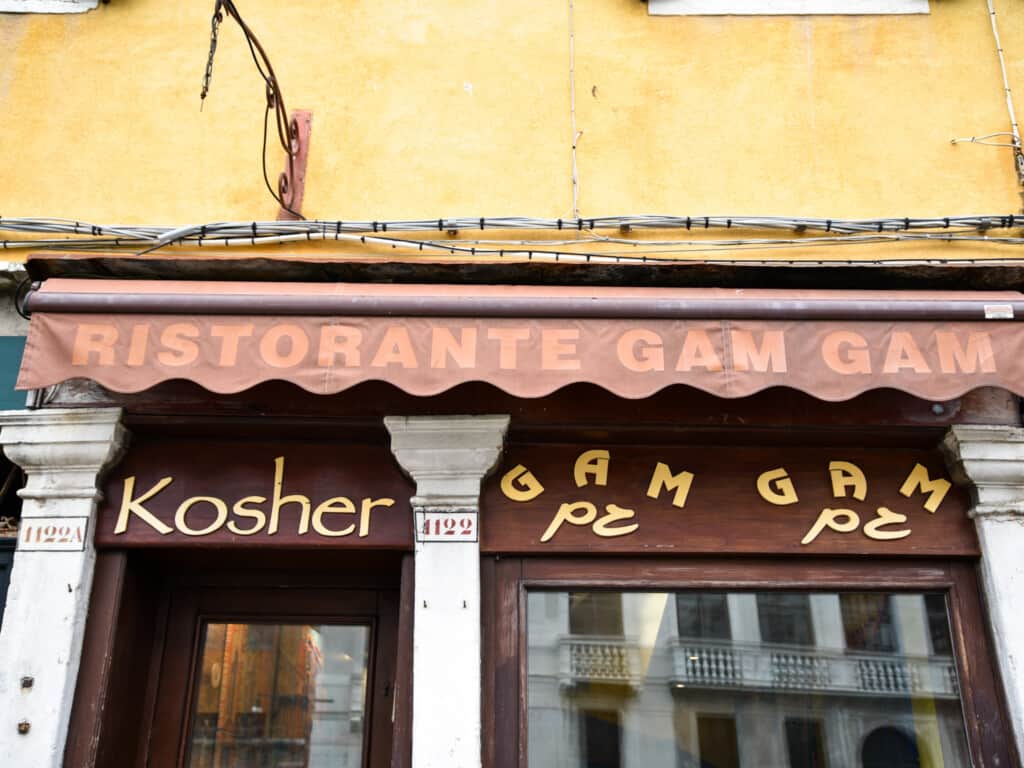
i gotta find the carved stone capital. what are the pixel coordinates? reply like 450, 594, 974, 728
0, 408, 127, 514
385, 415, 510, 511
942, 425, 1024, 519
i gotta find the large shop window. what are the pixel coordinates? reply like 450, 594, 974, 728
481, 439, 1014, 766
486, 559, 1012, 768
530, 589, 965, 766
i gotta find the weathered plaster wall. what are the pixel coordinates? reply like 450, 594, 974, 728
0, 0, 1020, 254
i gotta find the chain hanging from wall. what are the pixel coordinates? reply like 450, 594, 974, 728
201, 0, 309, 220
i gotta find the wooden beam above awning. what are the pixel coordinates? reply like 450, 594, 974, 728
17, 279, 1024, 402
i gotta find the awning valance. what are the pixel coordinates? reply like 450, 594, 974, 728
18, 279, 1024, 401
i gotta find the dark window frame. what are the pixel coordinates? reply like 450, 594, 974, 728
482, 556, 1016, 768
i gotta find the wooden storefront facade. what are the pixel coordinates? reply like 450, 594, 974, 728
4, 277, 1023, 767
37, 379, 1015, 767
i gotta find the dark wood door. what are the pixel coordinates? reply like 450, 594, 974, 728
145, 586, 398, 768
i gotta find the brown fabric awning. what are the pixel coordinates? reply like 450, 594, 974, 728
17, 279, 1024, 401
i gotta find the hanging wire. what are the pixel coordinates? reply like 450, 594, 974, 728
199, 2, 221, 108
0, 213, 1020, 241
0, 214, 1021, 262
947, 3, 1022, 183
985, 0, 1023, 183
568, 0, 583, 219
201, 0, 305, 219
951, 132, 1020, 149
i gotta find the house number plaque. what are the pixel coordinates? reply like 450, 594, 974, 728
416, 511, 478, 543
17, 516, 88, 552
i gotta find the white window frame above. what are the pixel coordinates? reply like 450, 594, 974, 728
0, 0, 98, 13
649, 0, 928, 15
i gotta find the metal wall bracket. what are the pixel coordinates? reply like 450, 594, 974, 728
278, 109, 312, 220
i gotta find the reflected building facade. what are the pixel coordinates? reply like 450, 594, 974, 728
528, 591, 967, 768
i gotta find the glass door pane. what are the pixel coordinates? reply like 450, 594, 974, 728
187, 623, 370, 768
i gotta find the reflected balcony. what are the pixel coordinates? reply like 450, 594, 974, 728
671, 639, 959, 698
558, 636, 643, 691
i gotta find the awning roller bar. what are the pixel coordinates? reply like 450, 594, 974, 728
24, 288, 1024, 321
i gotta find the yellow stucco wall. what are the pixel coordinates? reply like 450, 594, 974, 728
0, 0, 1021, 261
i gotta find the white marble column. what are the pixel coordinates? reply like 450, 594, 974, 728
942, 424, 1024, 758
0, 408, 126, 768
385, 415, 510, 768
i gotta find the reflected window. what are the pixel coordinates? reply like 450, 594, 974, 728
841, 593, 897, 653
785, 718, 828, 768
696, 714, 739, 768
570, 592, 624, 637
528, 591, 970, 767
580, 709, 621, 768
862, 726, 921, 768
676, 593, 730, 641
757, 593, 814, 646
186, 623, 369, 768
924, 594, 953, 656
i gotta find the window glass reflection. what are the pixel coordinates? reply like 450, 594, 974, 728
676, 593, 730, 642
187, 623, 369, 768
840, 594, 897, 653
570, 593, 625, 637
527, 591, 967, 767
757, 593, 814, 646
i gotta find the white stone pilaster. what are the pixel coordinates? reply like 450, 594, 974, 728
891, 594, 930, 657
809, 594, 845, 652
0, 408, 126, 768
385, 415, 510, 768
942, 424, 1024, 759
726, 594, 761, 644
